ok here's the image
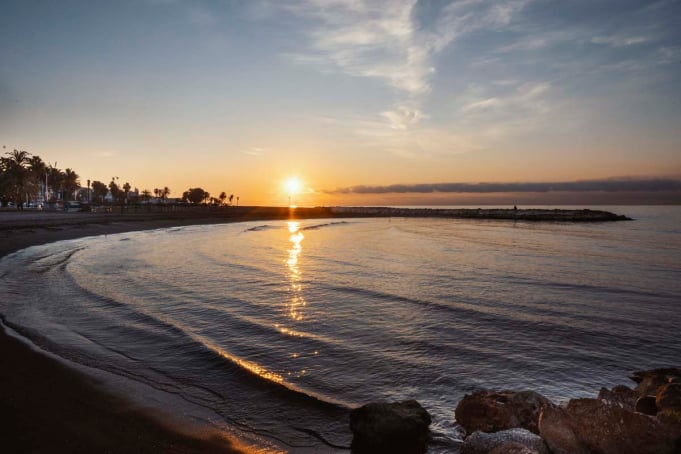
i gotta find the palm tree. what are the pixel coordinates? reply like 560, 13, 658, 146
47, 165, 64, 201
219, 191, 227, 205
229, 194, 234, 206
4, 149, 31, 208
162, 186, 170, 202
27, 155, 46, 201
62, 168, 80, 201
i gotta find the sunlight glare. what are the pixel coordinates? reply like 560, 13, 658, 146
285, 177, 303, 195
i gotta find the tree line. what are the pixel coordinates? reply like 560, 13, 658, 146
0, 148, 238, 209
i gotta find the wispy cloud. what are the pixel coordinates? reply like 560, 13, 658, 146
591, 35, 650, 47
462, 82, 550, 114
240, 147, 264, 157
281, 0, 531, 129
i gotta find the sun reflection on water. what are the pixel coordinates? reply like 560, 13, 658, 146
286, 221, 306, 321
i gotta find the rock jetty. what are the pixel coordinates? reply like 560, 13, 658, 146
328, 207, 631, 222
352, 368, 680, 454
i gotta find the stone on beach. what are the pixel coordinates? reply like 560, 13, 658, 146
630, 368, 681, 396
539, 397, 680, 454
597, 384, 639, 410
635, 395, 659, 415
657, 383, 681, 426
349, 400, 431, 454
455, 390, 552, 435
460, 428, 549, 454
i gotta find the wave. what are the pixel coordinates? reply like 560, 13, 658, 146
243, 224, 282, 232
244, 221, 351, 233
300, 221, 351, 231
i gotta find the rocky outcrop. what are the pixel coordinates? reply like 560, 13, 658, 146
455, 390, 552, 435
635, 395, 658, 415
597, 384, 638, 410
537, 405, 590, 454
460, 428, 549, 454
657, 383, 681, 426
452, 369, 681, 454
566, 398, 677, 454
538, 369, 681, 454
349, 400, 431, 454
630, 368, 681, 396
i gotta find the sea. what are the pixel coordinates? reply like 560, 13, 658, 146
1, 206, 680, 452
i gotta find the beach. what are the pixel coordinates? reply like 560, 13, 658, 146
0, 206, 647, 452
0, 211, 266, 453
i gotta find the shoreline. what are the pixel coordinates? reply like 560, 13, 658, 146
0, 206, 632, 452
0, 213, 278, 453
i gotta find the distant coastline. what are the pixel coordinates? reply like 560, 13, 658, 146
0, 205, 630, 233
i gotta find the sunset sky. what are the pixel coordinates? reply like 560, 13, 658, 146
2, 0, 680, 205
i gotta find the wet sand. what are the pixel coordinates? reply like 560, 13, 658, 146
0, 210, 282, 453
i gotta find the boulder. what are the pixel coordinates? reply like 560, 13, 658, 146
597, 385, 638, 410
488, 443, 538, 454
350, 400, 431, 454
657, 383, 681, 413
635, 395, 658, 415
565, 398, 678, 454
538, 405, 589, 454
455, 390, 552, 435
630, 368, 681, 396
460, 428, 549, 454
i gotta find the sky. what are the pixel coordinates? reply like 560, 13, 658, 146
2, 0, 680, 205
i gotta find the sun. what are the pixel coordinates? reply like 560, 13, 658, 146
285, 177, 303, 195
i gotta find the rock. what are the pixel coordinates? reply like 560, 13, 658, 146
657, 383, 681, 413
656, 383, 681, 433
460, 428, 549, 454
488, 443, 537, 454
538, 405, 589, 454
350, 400, 431, 454
597, 385, 638, 410
565, 398, 679, 454
455, 390, 552, 435
630, 368, 681, 396
635, 395, 658, 415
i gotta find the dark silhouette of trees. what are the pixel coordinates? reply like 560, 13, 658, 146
122, 182, 131, 204
183, 187, 208, 204
109, 178, 121, 203
62, 168, 80, 201
91, 180, 108, 204
2, 149, 33, 208
0, 147, 243, 211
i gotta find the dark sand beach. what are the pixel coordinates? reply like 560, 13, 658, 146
0, 211, 266, 453
0, 206, 631, 452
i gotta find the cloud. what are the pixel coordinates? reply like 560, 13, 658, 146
240, 147, 264, 156
281, 0, 531, 129
323, 178, 681, 194
462, 82, 550, 114
591, 35, 650, 47
381, 105, 424, 130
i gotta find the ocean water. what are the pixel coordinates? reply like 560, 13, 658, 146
1, 206, 680, 451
